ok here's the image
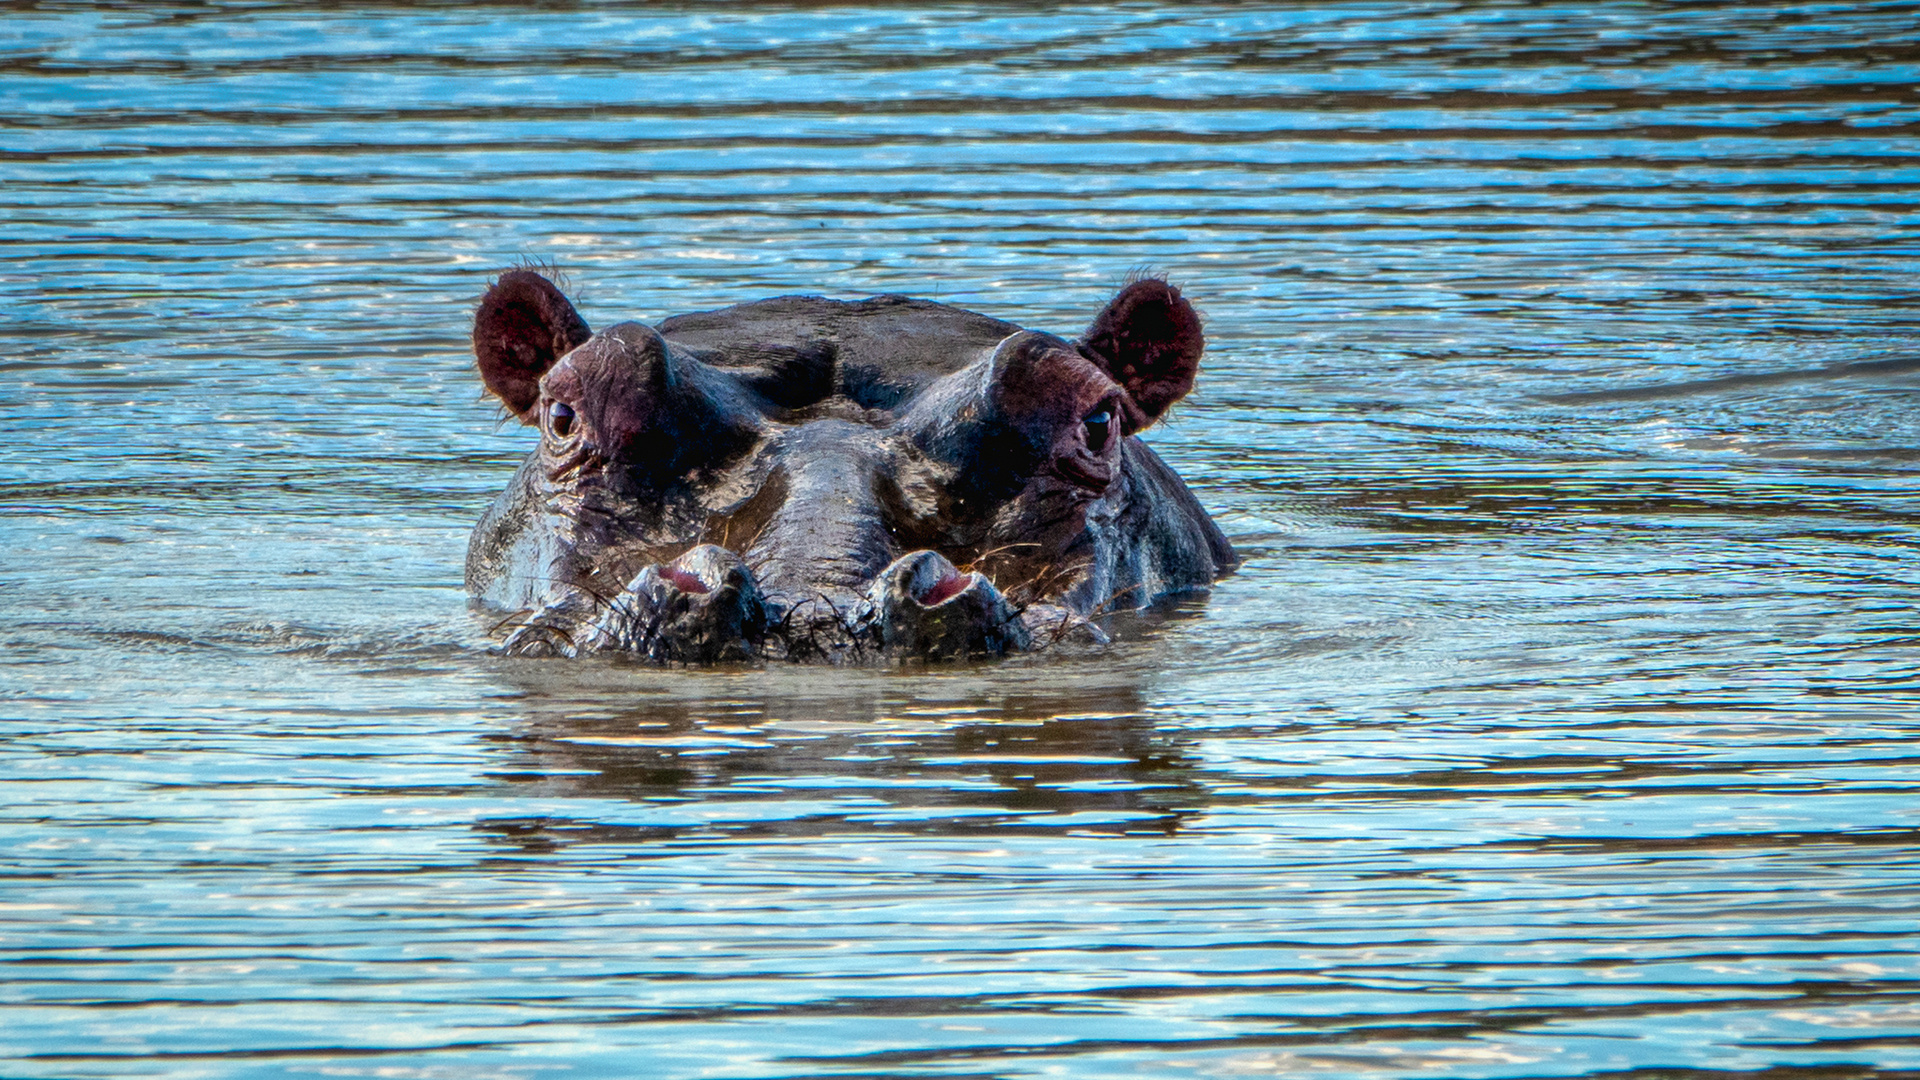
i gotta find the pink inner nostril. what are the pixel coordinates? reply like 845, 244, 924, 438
659, 565, 710, 594
917, 569, 970, 607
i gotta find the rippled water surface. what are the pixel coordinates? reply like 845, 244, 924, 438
6, 3, 1920, 1077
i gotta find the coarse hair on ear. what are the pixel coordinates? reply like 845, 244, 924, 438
472, 269, 592, 421
1077, 275, 1204, 433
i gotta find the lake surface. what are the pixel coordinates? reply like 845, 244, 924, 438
5, 3, 1920, 1077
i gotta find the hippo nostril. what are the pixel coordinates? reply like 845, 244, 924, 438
868, 550, 1031, 658
658, 564, 710, 595
549, 401, 575, 438
916, 568, 971, 607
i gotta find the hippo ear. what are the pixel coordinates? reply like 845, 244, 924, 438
473, 270, 593, 421
1076, 278, 1203, 433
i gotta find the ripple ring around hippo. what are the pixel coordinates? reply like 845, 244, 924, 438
465, 270, 1237, 664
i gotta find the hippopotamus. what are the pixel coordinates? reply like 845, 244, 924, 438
465, 270, 1235, 663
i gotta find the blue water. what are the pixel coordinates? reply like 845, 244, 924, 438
5, 3, 1920, 1077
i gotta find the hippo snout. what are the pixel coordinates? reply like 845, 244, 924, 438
500, 546, 1035, 664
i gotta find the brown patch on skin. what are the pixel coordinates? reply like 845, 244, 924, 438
536, 322, 765, 490
474, 270, 593, 420
538, 325, 668, 462
987, 331, 1125, 495
1076, 277, 1204, 433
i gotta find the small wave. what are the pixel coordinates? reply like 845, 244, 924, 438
1543, 352, 1920, 404
80, 621, 472, 663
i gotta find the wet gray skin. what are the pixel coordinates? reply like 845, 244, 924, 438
466, 270, 1236, 663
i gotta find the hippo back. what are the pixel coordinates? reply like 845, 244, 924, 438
658, 295, 1021, 413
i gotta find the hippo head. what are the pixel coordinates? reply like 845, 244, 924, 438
465, 270, 1234, 663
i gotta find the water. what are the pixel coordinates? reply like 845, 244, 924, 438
5, 2, 1920, 1076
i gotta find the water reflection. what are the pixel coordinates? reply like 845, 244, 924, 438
477, 662, 1205, 853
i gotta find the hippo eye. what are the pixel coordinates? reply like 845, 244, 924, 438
1083, 408, 1112, 453
548, 401, 575, 438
